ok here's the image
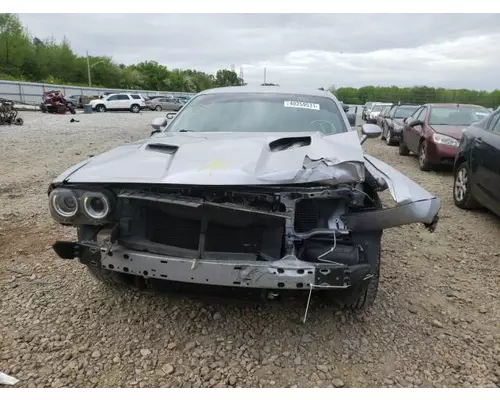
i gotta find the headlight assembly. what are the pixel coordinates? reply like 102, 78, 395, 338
48, 187, 115, 224
50, 189, 78, 218
82, 192, 111, 220
432, 133, 458, 147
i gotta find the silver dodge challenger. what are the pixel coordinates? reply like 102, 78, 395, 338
48, 86, 440, 313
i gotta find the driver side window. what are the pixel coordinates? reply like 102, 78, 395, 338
410, 107, 423, 119
107, 95, 119, 101
389, 106, 397, 118
417, 107, 428, 122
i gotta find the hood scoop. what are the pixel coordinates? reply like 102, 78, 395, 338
146, 143, 179, 154
269, 136, 312, 152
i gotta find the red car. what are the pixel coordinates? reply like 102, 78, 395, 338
399, 103, 491, 171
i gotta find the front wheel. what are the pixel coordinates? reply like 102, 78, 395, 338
155, 105, 162, 111
338, 232, 382, 311
418, 140, 432, 171
96, 104, 106, 113
398, 137, 410, 156
386, 128, 397, 146
453, 162, 479, 209
86, 264, 143, 290
380, 124, 387, 140
130, 104, 140, 113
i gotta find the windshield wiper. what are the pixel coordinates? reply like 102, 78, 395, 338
179, 129, 195, 132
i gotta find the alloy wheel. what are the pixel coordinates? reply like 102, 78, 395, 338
454, 167, 468, 202
419, 142, 427, 167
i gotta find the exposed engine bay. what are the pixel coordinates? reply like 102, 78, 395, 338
52, 179, 387, 294
111, 183, 374, 264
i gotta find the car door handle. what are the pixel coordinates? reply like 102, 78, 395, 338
475, 137, 483, 144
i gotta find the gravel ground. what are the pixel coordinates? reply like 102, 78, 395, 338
1, 111, 499, 388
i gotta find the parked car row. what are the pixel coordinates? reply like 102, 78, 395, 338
84, 92, 193, 113
370, 101, 499, 218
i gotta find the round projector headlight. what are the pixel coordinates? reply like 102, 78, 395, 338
83, 192, 110, 220
50, 189, 78, 218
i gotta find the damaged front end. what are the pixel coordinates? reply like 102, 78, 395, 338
52, 183, 379, 291
50, 156, 440, 295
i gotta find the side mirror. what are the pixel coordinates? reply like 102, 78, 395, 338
408, 119, 422, 127
151, 117, 167, 131
346, 113, 356, 127
360, 123, 381, 144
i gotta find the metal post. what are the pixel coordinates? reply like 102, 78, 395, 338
86, 51, 91, 87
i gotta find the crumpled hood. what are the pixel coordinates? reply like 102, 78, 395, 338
55, 130, 367, 186
429, 125, 464, 140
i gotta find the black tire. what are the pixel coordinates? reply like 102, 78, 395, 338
155, 105, 162, 111
385, 128, 396, 146
130, 104, 140, 113
70, 107, 76, 115
339, 231, 382, 311
398, 137, 410, 155
380, 124, 386, 140
418, 140, 432, 171
96, 104, 106, 113
453, 162, 479, 209
86, 263, 142, 289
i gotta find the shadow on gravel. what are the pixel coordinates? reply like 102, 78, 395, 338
406, 155, 454, 177
97, 279, 362, 327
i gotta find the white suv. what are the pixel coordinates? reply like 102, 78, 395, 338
89, 93, 146, 113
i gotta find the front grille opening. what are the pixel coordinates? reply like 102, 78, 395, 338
205, 224, 264, 254
124, 200, 286, 260
294, 199, 320, 232
146, 210, 201, 250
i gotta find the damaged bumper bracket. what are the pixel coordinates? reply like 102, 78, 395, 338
53, 241, 373, 291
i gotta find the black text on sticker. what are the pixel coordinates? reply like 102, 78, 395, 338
284, 101, 320, 110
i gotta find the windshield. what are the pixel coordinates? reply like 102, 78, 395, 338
429, 106, 491, 126
372, 104, 384, 112
365, 102, 372, 109
165, 93, 347, 135
395, 106, 418, 118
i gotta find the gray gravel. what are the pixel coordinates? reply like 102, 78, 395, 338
1, 111, 499, 388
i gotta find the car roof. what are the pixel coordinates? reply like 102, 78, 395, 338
425, 103, 485, 108
199, 85, 337, 99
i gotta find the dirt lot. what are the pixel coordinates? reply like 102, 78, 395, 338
1, 111, 499, 388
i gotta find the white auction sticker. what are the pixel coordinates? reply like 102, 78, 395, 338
284, 100, 320, 110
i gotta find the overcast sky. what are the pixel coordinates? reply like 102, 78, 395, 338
17, 13, 500, 90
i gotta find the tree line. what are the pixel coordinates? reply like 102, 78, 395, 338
0, 13, 243, 92
1, 13, 499, 107
333, 85, 500, 109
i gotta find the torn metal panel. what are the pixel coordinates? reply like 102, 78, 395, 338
341, 198, 441, 232
356, 154, 441, 230
0, 372, 19, 386
363, 154, 440, 205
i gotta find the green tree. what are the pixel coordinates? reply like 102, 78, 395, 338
215, 69, 242, 87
